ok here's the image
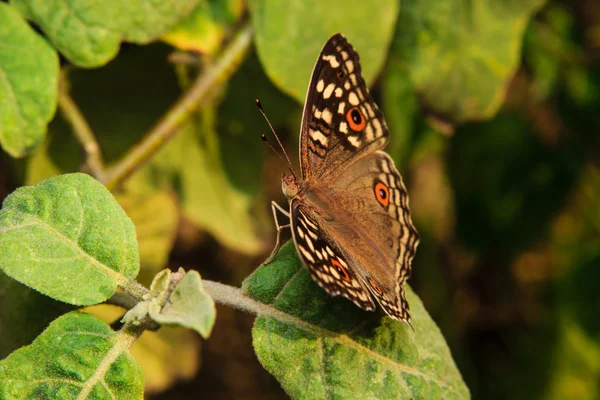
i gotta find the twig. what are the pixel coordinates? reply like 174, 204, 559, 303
58, 69, 105, 180
102, 22, 254, 191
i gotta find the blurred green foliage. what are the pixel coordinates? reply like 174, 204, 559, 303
1, 0, 599, 399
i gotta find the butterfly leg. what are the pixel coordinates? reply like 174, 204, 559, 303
263, 201, 291, 264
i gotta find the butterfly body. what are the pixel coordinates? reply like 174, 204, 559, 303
274, 34, 419, 323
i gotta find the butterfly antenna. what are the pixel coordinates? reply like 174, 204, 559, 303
256, 99, 296, 177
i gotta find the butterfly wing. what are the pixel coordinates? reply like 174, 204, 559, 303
299, 34, 389, 181
289, 199, 376, 311
328, 151, 420, 322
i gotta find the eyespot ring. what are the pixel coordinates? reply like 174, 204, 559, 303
332, 259, 351, 282
374, 181, 390, 207
346, 107, 366, 131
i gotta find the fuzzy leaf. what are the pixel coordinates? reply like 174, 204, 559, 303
243, 241, 469, 400
249, 0, 398, 103
0, 3, 58, 158
149, 271, 216, 339
10, 0, 201, 67
0, 311, 144, 399
0, 173, 139, 305
393, 0, 546, 122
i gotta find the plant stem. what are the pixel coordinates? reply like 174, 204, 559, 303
203, 280, 322, 333
58, 70, 106, 181
102, 22, 254, 191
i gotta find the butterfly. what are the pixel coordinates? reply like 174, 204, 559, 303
265, 33, 419, 323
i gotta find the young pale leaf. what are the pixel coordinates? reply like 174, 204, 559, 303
0, 173, 139, 305
0, 2, 58, 158
0, 311, 144, 399
248, 0, 398, 103
243, 241, 469, 400
149, 271, 216, 339
10, 0, 201, 67
393, 0, 546, 122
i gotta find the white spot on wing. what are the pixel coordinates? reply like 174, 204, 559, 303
334, 87, 343, 98
348, 135, 360, 147
345, 60, 354, 72
316, 79, 325, 92
348, 92, 359, 106
299, 245, 315, 263
310, 129, 328, 146
323, 83, 335, 99
322, 54, 340, 68
321, 109, 332, 124
338, 102, 346, 115
339, 122, 348, 134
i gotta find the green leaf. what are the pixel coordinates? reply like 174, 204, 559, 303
149, 270, 216, 339
10, 0, 201, 67
381, 56, 422, 169
0, 272, 73, 358
162, 0, 245, 55
243, 241, 469, 400
0, 311, 144, 399
115, 190, 179, 282
393, 0, 546, 122
148, 113, 264, 255
0, 3, 58, 158
249, 0, 398, 103
0, 173, 139, 305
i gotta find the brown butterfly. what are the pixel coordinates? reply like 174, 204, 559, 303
266, 33, 419, 323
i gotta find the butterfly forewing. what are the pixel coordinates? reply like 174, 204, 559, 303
289, 201, 376, 311
300, 34, 390, 182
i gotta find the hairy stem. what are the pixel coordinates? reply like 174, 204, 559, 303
102, 22, 254, 191
58, 69, 105, 180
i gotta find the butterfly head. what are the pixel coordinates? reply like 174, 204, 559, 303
281, 174, 299, 200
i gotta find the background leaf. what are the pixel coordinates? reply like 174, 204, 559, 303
0, 311, 144, 399
0, 2, 58, 158
393, 0, 546, 122
249, 0, 398, 103
10, 0, 201, 67
0, 173, 139, 305
242, 241, 469, 399
163, 0, 245, 55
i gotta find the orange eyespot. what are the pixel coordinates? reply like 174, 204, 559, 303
368, 278, 383, 295
332, 259, 351, 282
374, 181, 389, 207
346, 107, 366, 131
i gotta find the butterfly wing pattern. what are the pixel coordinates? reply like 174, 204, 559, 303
283, 33, 419, 323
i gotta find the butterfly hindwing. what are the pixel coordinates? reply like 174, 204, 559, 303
289, 200, 376, 311
300, 34, 390, 181
329, 151, 420, 322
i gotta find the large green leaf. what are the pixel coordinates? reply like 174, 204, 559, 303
0, 173, 139, 305
0, 311, 144, 399
249, 0, 398, 103
10, 0, 201, 67
393, 0, 546, 122
0, 3, 58, 158
243, 241, 469, 399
